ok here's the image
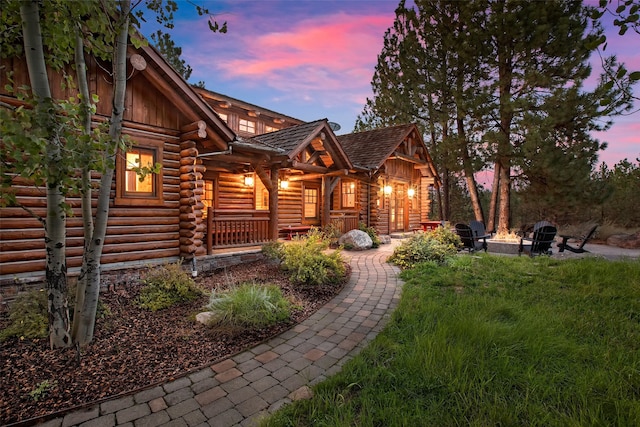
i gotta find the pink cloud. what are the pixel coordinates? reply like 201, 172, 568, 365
596, 119, 640, 165
214, 13, 389, 84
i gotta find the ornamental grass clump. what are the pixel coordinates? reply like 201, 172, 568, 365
137, 262, 203, 311
388, 228, 460, 268
206, 283, 291, 331
281, 228, 346, 286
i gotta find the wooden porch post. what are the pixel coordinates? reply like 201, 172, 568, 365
269, 166, 279, 240
322, 176, 331, 227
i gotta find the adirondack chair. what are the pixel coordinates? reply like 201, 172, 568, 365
455, 223, 487, 253
470, 220, 491, 238
557, 225, 598, 253
519, 221, 557, 257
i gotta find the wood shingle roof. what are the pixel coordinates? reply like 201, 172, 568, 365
337, 124, 419, 170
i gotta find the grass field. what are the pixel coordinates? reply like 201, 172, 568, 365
263, 255, 640, 426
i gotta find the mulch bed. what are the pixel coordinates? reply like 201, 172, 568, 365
0, 260, 348, 425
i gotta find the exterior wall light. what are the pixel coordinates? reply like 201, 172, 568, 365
244, 175, 254, 187
407, 188, 416, 198
280, 180, 289, 189
384, 185, 393, 195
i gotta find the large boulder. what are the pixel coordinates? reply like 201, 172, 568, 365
339, 229, 373, 250
607, 231, 640, 249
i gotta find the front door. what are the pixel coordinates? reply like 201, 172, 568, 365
390, 183, 406, 232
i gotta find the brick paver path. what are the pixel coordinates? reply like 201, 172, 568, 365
38, 241, 403, 427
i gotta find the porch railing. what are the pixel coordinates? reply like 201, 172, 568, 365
206, 209, 271, 254
330, 214, 359, 234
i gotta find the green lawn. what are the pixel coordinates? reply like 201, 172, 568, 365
263, 255, 640, 426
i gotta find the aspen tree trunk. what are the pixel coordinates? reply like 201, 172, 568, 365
20, 0, 72, 348
72, 1, 131, 345
71, 27, 93, 342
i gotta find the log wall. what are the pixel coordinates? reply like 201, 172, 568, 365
0, 56, 197, 282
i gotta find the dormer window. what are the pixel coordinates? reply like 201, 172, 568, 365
239, 119, 255, 134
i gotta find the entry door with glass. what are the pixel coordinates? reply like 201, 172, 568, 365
389, 183, 406, 232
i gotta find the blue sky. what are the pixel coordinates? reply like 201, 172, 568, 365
139, 0, 639, 166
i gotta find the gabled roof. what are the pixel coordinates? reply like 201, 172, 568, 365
337, 124, 421, 170
247, 119, 352, 170
137, 43, 235, 150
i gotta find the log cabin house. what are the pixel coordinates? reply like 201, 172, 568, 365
0, 40, 439, 292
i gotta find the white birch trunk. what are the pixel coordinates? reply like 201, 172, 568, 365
20, 0, 72, 348
72, 1, 131, 345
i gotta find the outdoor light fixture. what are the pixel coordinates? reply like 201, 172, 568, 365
280, 180, 289, 189
247, 110, 260, 117
219, 101, 231, 108
407, 188, 416, 198
384, 185, 393, 195
244, 175, 254, 187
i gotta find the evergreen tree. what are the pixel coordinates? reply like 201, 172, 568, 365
359, 0, 634, 232
151, 30, 193, 81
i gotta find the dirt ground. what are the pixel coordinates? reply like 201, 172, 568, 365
0, 260, 347, 425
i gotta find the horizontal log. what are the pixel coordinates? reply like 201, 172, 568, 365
180, 121, 206, 135
179, 213, 196, 222
179, 221, 197, 230
100, 248, 179, 266
179, 229, 196, 238
179, 244, 197, 254
179, 205, 194, 214
180, 157, 196, 166
179, 165, 195, 174
180, 147, 198, 158
179, 237, 194, 246
180, 172, 197, 182
180, 128, 206, 141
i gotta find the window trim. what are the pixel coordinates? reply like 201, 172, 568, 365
341, 180, 356, 209
239, 118, 256, 134
115, 140, 164, 206
302, 183, 320, 223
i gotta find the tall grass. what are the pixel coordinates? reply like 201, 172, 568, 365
263, 255, 640, 426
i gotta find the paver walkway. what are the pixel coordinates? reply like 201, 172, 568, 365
39, 240, 403, 427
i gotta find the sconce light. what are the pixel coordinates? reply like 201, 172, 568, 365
244, 175, 254, 187
383, 185, 393, 195
407, 187, 416, 198
280, 180, 289, 189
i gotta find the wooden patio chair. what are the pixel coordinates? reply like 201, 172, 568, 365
557, 225, 598, 254
518, 221, 557, 257
455, 223, 487, 253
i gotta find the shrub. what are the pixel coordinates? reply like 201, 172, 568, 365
359, 222, 381, 248
0, 289, 48, 342
281, 228, 346, 286
388, 231, 460, 269
261, 241, 285, 262
321, 220, 343, 247
137, 262, 202, 311
206, 283, 291, 331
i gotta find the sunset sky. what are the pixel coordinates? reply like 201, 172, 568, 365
140, 0, 639, 167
